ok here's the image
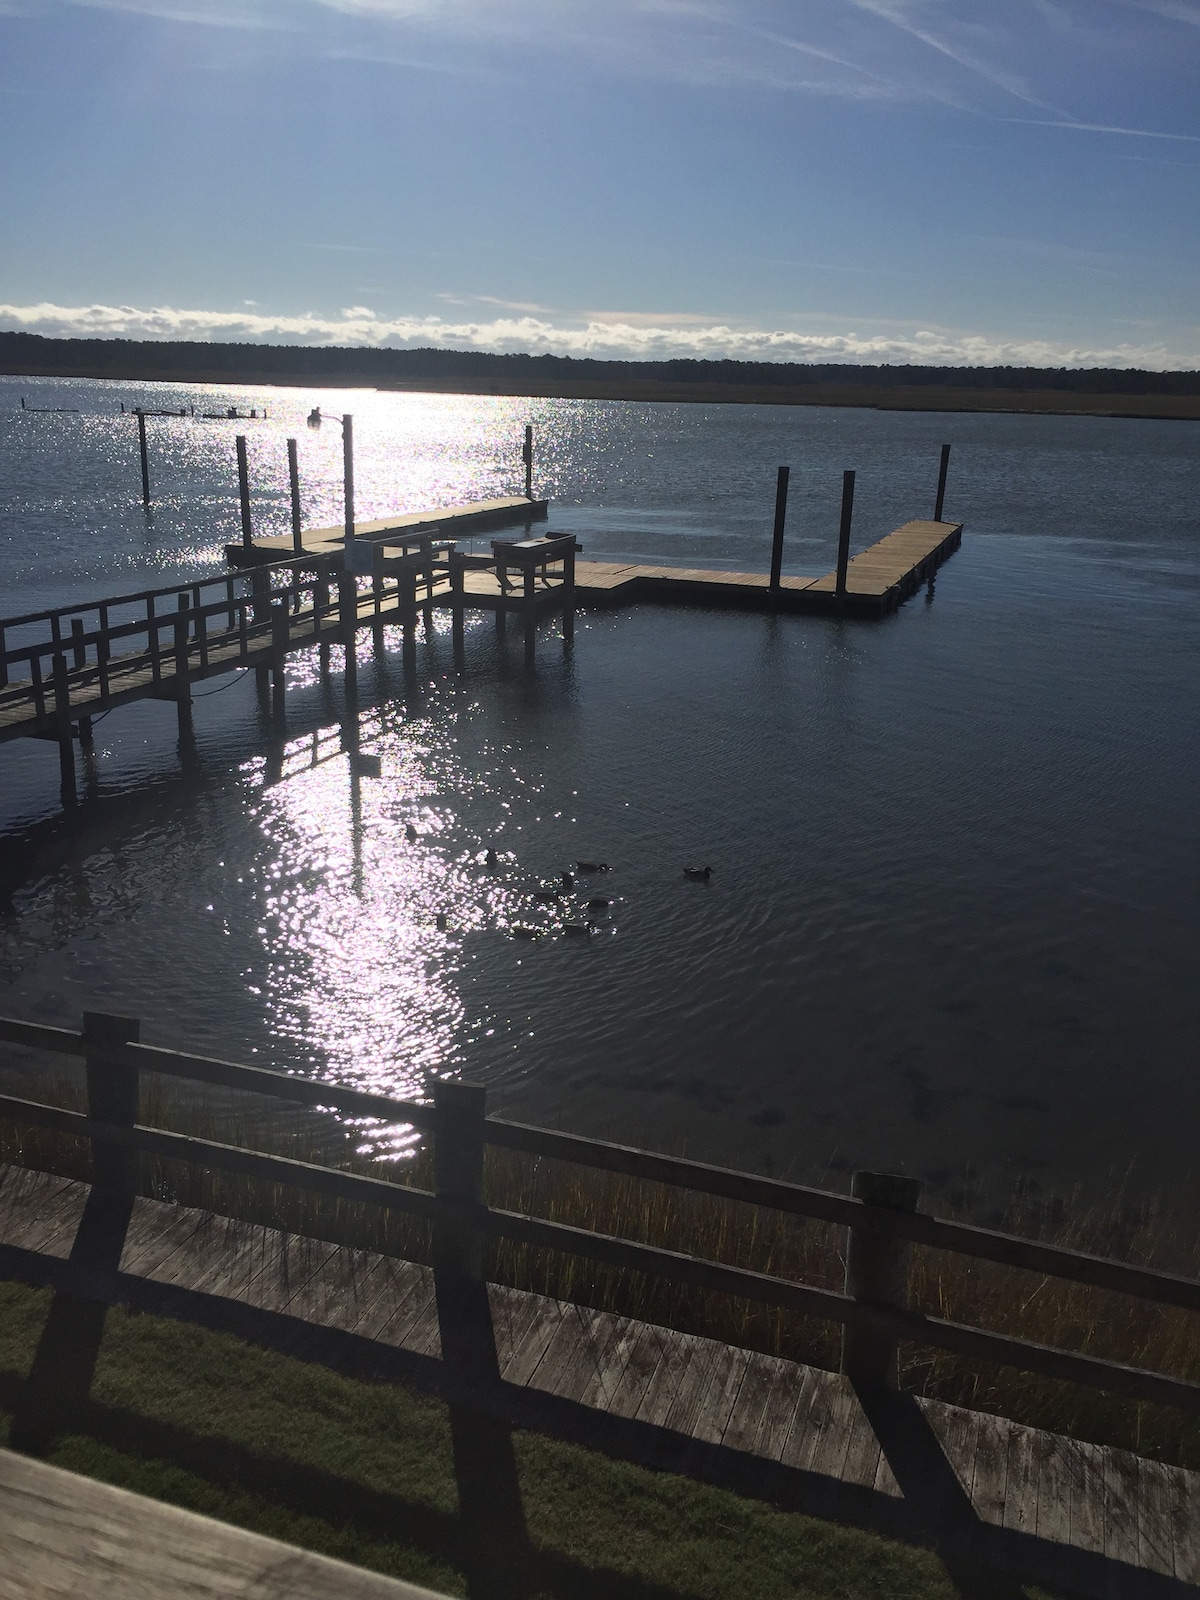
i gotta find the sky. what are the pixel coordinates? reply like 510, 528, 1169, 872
0, 0, 1198, 369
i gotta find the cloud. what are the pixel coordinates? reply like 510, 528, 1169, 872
1, 298, 1195, 370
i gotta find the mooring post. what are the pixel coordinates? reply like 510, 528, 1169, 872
287, 437, 303, 555
450, 551, 466, 668
339, 573, 358, 697
934, 443, 952, 523
52, 651, 76, 807
135, 409, 151, 507
769, 465, 790, 591
236, 435, 254, 551
840, 1171, 921, 1390
433, 1079, 488, 1292
402, 563, 418, 675
83, 1010, 141, 1197
834, 470, 856, 610
523, 423, 533, 500
174, 593, 193, 738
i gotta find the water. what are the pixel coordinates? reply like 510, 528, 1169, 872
1, 374, 1197, 1208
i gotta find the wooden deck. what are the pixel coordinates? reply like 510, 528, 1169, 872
0, 1447, 451, 1599
0, 1161, 1194, 1598
227, 495, 549, 566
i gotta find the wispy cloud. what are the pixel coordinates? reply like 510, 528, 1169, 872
1001, 115, 1200, 141
1, 299, 1195, 370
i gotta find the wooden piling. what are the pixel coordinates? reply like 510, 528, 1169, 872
450, 551, 466, 666
70, 617, 86, 670
563, 539, 576, 645
840, 1170, 921, 1389
834, 470, 856, 607
934, 443, 952, 523
174, 594, 193, 737
287, 438, 303, 555
769, 465, 790, 591
82, 1010, 141, 1196
52, 651, 76, 806
270, 599, 288, 722
433, 1079, 487, 1289
136, 409, 151, 507
339, 574, 358, 696
524, 564, 536, 665
342, 414, 355, 555
523, 423, 533, 500
236, 435, 253, 551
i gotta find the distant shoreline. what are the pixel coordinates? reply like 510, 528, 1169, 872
4, 363, 1199, 420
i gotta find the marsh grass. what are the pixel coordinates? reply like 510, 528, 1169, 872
4, 1074, 1200, 1470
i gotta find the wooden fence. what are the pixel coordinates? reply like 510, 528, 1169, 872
1, 1010, 1199, 1412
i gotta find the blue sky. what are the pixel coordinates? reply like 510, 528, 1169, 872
1, 0, 1198, 367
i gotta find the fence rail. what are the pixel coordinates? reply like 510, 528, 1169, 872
1, 1010, 1198, 1414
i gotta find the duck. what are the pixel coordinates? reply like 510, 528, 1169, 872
561, 870, 575, 890
562, 921, 594, 937
587, 896, 614, 911
533, 888, 561, 904
511, 925, 541, 940
405, 823, 419, 843
485, 847, 499, 868
575, 860, 610, 872
683, 865, 713, 880
435, 913, 448, 932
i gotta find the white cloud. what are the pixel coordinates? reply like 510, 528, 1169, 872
1, 299, 1195, 369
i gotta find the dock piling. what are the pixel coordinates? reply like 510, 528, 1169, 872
769, 465, 790, 591
70, 618, 86, 671
342, 414, 355, 558
270, 599, 288, 722
174, 594, 193, 737
834, 470, 856, 609
339, 575, 358, 697
136, 409, 151, 508
287, 438, 303, 555
523, 424, 534, 500
52, 651, 76, 807
934, 443, 952, 522
840, 1171, 921, 1390
236, 436, 253, 551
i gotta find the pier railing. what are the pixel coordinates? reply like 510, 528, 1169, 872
1, 1010, 1198, 1414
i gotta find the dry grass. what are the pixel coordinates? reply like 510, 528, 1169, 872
4, 1074, 1200, 1470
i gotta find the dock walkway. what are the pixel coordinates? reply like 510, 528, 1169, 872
227, 495, 549, 566
0, 1162, 1194, 1599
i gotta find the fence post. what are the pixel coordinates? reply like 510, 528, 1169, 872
82, 1011, 141, 1197
769, 466, 789, 591
840, 1171, 921, 1390
433, 1079, 487, 1291
934, 443, 952, 523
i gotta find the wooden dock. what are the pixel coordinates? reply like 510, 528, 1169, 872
0, 1160, 1195, 1599
225, 495, 549, 567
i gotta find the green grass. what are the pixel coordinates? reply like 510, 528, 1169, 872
0, 1280, 1057, 1600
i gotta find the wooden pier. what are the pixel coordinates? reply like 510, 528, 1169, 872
0, 509, 962, 807
2, 988, 1200, 1600
225, 495, 549, 567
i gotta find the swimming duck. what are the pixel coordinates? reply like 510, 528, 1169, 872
406, 823, 419, 843
575, 860, 610, 872
683, 865, 713, 880
435, 913, 448, 932
533, 888, 561, 904
511, 925, 541, 940
587, 896, 614, 911
562, 921, 594, 937
485, 847, 498, 868
562, 870, 575, 890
